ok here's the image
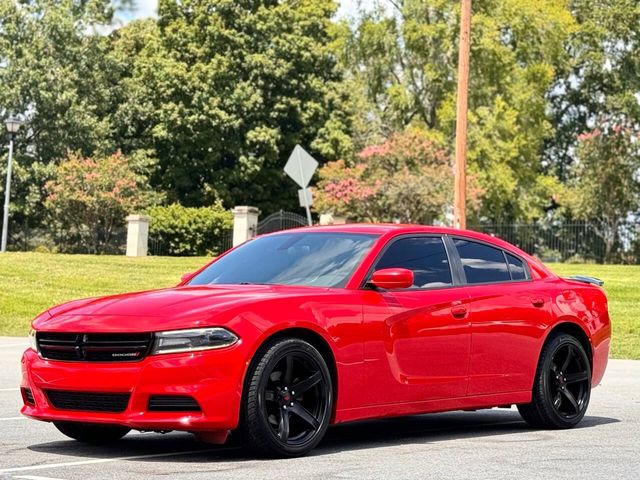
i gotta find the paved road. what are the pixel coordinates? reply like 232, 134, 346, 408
1, 336, 638, 479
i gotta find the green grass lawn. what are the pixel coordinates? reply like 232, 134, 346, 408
549, 264, 639, 360
0, 253, 209, 337
0, 253, 637, 359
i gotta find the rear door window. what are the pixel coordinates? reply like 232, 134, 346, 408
505, 253, 527, 281
454, 239, 511, 284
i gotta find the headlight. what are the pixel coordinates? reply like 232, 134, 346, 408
28, 329, 38, 352
150, 327, 239, 355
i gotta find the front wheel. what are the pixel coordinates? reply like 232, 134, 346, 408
54, 422, 130, 443
518, 333, 591, 429
240, 338, 333, 457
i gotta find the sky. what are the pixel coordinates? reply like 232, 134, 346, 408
120, 0, 365, 23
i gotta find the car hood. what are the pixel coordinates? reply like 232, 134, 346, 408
34, 284, 327, 333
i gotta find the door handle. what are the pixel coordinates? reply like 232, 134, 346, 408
451, 304, 468, 318
531, 297, 545, 307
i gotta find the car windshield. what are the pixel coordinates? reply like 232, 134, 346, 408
188, 232, 378, 288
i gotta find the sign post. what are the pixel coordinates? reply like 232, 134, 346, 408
284, 145, 318, 226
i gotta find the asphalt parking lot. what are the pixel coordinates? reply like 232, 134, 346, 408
1, 336, 638, 480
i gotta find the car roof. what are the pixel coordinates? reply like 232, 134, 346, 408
266, 223, 502, 243
261, 223, 555, 280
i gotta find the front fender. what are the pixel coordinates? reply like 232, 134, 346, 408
234, 294, 365, 414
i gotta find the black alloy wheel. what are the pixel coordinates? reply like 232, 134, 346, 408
241, 338, 333, 457
548, 343, 591, 419
518, 332, 591, 428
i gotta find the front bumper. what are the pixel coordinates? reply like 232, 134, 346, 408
20, 345, 246, 432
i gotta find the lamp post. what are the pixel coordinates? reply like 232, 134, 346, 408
1, 117, 22, 253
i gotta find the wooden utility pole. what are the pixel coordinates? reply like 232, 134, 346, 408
454, 0, 472, 230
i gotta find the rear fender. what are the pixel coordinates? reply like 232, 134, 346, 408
545, 281, 610, 386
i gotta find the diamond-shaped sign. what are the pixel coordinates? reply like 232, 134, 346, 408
284, 145, 318, 188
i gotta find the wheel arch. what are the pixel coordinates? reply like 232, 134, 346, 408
241, 326, 339, 421
543, 320, 593, 371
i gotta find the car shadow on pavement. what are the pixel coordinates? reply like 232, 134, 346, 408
317, 410, 619, 455
27, 410, 620, 463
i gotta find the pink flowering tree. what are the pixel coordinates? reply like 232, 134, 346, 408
315, 130, 481, 223
313, 160, 376, 220
45, 151, 159, 253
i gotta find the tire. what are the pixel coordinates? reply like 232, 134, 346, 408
518, 332, 591, 429
54, 422, 130, 443
240, 338, 333, 457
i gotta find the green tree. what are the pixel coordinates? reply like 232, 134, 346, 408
343, 0, 574, 222
1, 0, 351, 235
566, 125, 640, 261
0, 0, 127, 234
0, 0, 125, 159
117, 0, 351, 212
547, 0, 640, 177
45, 151, 159, 253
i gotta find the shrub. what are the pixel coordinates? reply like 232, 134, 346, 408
147, 203, 233, 256
536, 246, 562, 263
565, 254, 595, 264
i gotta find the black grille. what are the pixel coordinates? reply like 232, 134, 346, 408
148, 395, 201, 412
37, 332, 153, 362
46, 390, 130, 413
21, 387, 35, 406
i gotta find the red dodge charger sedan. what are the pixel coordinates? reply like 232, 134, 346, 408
21, 225, 611, 457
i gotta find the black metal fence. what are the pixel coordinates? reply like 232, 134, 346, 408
8, 225, 128, 255
8, 218, 639, 263
257, 210, 308, 235
473, 222, 640, 264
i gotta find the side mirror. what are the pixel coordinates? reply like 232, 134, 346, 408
180, 272, 194, 283
370, 268, 414, 290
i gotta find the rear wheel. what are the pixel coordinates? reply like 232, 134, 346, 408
518, 332, 591, 428
240, 338, 333, 457
54, 422, 130, 443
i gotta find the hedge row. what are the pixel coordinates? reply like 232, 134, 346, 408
147, 203, 233, 256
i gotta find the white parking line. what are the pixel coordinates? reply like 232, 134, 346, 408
0, 343, 28, 348
0, 416, 25, 421
0, 387, 19, 392
0, 448, 220, 474
15, 476, 69, 480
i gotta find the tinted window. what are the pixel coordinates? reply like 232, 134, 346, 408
189, 232, 377, 288
374, 237, 452, 288
454, 239, 510, 284
506, 253, 527, 280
